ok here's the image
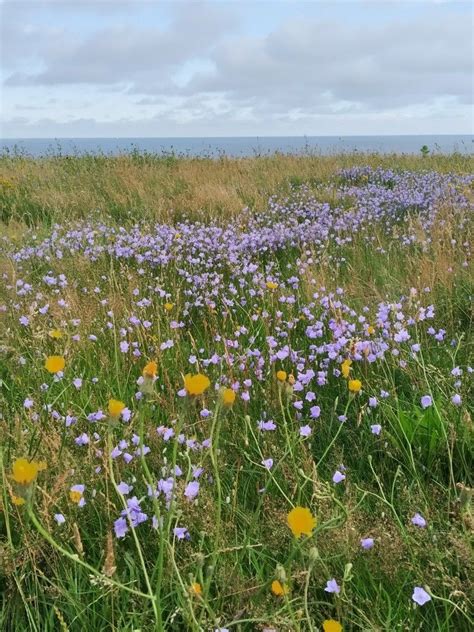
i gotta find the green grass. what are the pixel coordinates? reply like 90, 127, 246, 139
0, 153, 473, 631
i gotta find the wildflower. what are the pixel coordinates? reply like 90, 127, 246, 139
323, 620, 343, 632
332, 470, 345, 484
116, 481, 132, 495
420, 395, 432, 409
70, 484, 85, 505
287, 506, 317, 538
142, 361, 158, 378
221, 388, 236, 406
190, 582, 202, 595
54, 513, 66, 525
164, 302, 174, 311
451, 394, 462, 406
276, 370, 287, 382
299, 424, 312, 438
23, 398, 34, 409
370, 424, 382, 435
271, 580, 289, 596
262, 458, 274, 470
266, 281, 278, 290
341, 359, 352, 378
11, 458, 47, 485
44, 355, 65, 374
184, 481, 200, 501
184, 373, 210, 396
411, 513, 427, 528
108, 399, 126, 418
412, 586, 431, 606
360, 537, 374, 549
12, 495, 26, 506
367, 325, 375, 335
310, 405, 321, 418
324, 578, 341, 594
348, 379, 362, 393
48, 329, 63, 339
114, 516, 128, 538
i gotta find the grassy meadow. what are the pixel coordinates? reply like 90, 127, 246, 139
0, 151, 473, 632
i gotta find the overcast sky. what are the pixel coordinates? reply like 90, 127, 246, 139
1, 0, 472, 138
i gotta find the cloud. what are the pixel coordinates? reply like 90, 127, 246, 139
1, 0, 472, 136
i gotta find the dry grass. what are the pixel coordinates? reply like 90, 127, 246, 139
1, 152, 473, 226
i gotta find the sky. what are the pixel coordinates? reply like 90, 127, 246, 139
1, 0, 472, 138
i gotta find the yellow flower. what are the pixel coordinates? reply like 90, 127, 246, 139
341, 359, 352, 379
190, 582, 202, 595
108, 399, 126, 417
287, 506, 317, 538
184, 373, 210, 396
12, 495, 26, 506
164, 302, 174, 312
367, 325, 375, 335
143, 361, 158, 378
271, 580, 289, 596
266, 281, 278, 290
48, 329, 63, 339
348, 379, 362, 393
44, 355, 65, 374
222, 388, 236, 406
11, 458, 47, 485
323, 620, 343, 632
276, 370, 287, 382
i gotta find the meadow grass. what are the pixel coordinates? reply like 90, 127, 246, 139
0, 153, 473, 631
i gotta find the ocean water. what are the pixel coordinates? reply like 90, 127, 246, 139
1, 135, 473, 157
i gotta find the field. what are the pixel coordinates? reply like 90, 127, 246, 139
0, 151, 473, 632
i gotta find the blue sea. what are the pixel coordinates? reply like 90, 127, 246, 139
1, 135, 472, 157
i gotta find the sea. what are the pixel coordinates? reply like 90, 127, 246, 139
0, 135, 472, 158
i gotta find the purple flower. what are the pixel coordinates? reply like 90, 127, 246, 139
324, 578, 341, 594
117, 481, 132, 495
23, 398, 34, 409
411, 512, 427, 528
72, 377, 83, 390
332, 470, 345, 484
370, 424, 382, 435
120, 341, 129, 353
54, 513, 66, 525
299, 424, 312, 438
173, 526, 190, 540
310, 405, 321, 418
420, 395, 432, 409
74, 433, 89, 446
412, 586, 431, 606
360, 537, 374, 550
114, 517, 128, 538
262, 458, 274, 470
451, 394, 461, 406
184, 481, 200, 501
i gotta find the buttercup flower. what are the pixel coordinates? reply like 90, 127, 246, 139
348, 379, 362, 393
190, 582, 202, 595
48, 329, 63, 339
142, 361, 158, 378
184, 373, 210, 396
323, 620, 343, 632
287, 506, 317, 538
276, 370, 287, 382
341, 359, 352, 378
266, 281, 278, 290
164, 302, 174, 311
11, 458, 47, 485
108, 399, 126, 418
45, 355, 65, 374
271, 580, 289, 596
221, 388, 236, 406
